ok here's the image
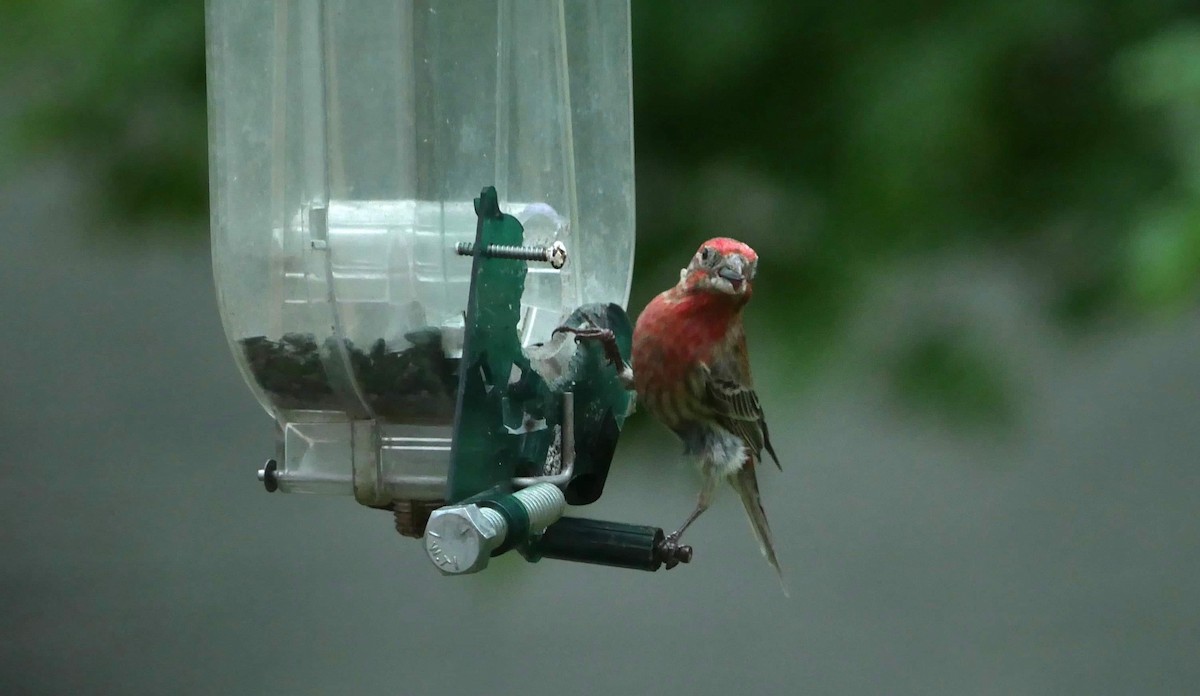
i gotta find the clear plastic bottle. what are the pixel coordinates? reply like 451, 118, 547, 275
206, 0, 634, 497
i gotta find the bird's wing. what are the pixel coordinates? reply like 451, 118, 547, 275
699, 353, 780, 469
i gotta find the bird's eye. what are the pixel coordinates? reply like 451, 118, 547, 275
700, 247, 713, 263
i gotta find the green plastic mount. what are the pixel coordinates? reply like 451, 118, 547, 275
446, 187, 659, 571
447, 187, 537, 502
448, 187, 637, 506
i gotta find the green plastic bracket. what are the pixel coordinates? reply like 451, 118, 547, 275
448, 187, 636, 506
443, 187, 684, 572
447, 187, 560, 503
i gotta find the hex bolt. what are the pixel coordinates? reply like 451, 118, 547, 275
424, 505, 507, 576
423, 483, 567, 576
392, 499, 445, 539
454, 241, 568, 269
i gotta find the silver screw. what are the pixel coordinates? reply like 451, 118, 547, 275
423, 483, 566, 575
455, 241, 568, 269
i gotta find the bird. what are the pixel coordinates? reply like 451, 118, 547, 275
556, 237, 784, 591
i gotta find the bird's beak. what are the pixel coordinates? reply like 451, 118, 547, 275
717, 256, 746, 287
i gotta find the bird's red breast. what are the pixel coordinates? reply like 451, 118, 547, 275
632, 237, 759, 430
632, 286, 744, 415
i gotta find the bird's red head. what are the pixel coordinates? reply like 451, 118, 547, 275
678, 237, 759, 300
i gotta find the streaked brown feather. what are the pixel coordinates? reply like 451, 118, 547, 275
698, 330, 781, 469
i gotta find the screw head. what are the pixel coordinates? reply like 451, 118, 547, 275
548, 241, 568, 269
424, 505, 506, 575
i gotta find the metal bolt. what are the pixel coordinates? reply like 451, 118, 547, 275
423, 483, 567, 576
455, 241, 568, 269
512, 483, 567, 533
392, 499, 445, 539
257, 459, 279, 493
424, 505, 508, 575
654, 536, 694, 570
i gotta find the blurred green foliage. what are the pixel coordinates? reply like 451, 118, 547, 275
2, 0, 1198, 422
1, 0, 207, 226
888, 327, 1015, 427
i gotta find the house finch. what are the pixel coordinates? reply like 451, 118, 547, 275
557, 237, 784, 589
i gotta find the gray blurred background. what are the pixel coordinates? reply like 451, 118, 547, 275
2, 2, 1199, 694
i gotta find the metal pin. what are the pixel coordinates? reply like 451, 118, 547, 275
513, 391, 575, 488
258, 459, 279, 493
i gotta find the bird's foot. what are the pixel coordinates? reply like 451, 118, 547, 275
655, 532, 693, 570
552, 325, 629, 378
553, 325, 616, 348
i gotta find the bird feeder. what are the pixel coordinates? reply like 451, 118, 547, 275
205, 0, 690, 573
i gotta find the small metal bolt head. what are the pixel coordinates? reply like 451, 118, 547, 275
654, 535, 693, 570
424, 505, 507, 575
257, 459, 279, 493
547, 240, 567, 269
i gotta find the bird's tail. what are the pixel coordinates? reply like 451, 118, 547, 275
731, 463, 789, 598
